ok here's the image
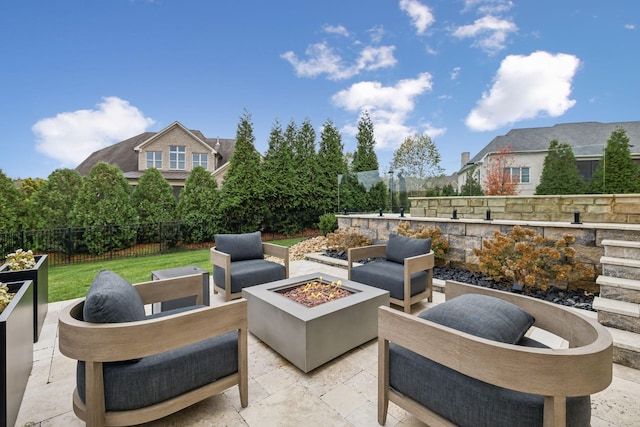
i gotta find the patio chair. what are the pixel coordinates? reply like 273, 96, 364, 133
348, 233, 434, 313
58, 269, 248, 427
378, 280, 613, 427
211, 231, 289, 301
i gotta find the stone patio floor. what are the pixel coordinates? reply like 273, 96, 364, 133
15, 260, 640, 426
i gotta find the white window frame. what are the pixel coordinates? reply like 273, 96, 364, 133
505, 167, 530, 184
169, 146, 186, 170
146, 151, 162, 169
192, 153, 208, 169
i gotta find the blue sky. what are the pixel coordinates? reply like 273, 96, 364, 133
1, 0, 638, 180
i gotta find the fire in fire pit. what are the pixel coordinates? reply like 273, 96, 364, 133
276, 276, 353, 308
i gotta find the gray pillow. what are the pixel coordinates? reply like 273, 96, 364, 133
215, 231, 264, 261
418, 293, 535, 344
83, 269, 146, 324
386, 233, 432, 264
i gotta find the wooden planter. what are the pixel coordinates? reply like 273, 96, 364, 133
0, 254, 48, 342
0, 280, 34, 427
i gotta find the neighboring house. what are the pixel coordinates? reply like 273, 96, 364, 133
457, 121, 640, 196
76, 121, 235, 198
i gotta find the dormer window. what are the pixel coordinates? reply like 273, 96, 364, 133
193, 153, 208, 169
146, 151, 162, 169
169, 146, 186, 170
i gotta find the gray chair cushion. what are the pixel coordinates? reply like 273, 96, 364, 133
350, 260, 427, 300
215, 231, 264, 261
418, 293, 535, 344
77, 331, 239, 411
83, 270, 145, 324
389, 341, 590, 427
386, 233, 431, 264
214, 259, 286, 293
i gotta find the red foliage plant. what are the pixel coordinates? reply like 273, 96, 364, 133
482, 146, 518, 196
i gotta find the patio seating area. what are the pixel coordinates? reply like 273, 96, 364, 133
15, 259, 640, 426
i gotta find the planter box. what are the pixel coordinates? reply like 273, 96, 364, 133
0, 254, 48, 342
1, 280, 34, 427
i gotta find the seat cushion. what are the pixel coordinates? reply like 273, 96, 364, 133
83, 269, 146, 324
214, 259, 286, 293
350, 260, 427, 300
389, 341, 590, 427
77, 331, 239, 411
386, 233, 431, 265
418, 293, 535, 344
214, 231, 264, 261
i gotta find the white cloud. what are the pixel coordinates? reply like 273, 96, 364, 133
399, 0, 435, 35
465, 51, 581, 131
323, 24, 350, 37
452, 15, 517, 54
625, 24, 636, 30
332, 73, 433, 149
281, 42, 397, 80
33, 97, 155, 167
450, 66, 461, 80
463, 0, 514, 15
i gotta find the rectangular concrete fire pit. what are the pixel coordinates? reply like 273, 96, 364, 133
242, 273, 389, 372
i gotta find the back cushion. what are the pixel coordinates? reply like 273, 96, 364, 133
418, 293, 535, 344
83, 269, 146, 324
386, 233, 432, 264
215, 231, 264, 261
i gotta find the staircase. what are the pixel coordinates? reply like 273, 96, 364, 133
593, 239, 640, 369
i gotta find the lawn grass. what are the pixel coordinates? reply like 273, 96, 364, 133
49, 237, 305, 303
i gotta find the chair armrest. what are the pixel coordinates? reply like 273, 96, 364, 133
348, 245, 386, 267
262, 242, 288, 259
210, 246, 231, 270
378, 298, 612, 397
59, 299, 248, 363
404, 250, 435, 275
134, 273, 205, 305
263, 243, 289, 278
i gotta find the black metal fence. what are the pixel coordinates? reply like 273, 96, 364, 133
0, 219, 323, 267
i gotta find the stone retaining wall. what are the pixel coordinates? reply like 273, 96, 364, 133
409, 194, 640, 224
337, 214, 640, 274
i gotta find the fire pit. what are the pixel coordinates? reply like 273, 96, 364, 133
242, 273, 389, 372
275, 276, 351, 307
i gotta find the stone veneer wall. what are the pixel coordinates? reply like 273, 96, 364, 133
337, 214, 640, 274
409, 194, 640, 224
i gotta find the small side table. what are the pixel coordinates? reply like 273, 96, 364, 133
150, 266, 210, 313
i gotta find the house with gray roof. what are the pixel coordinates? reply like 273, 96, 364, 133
76, 121, 235, 198
457, 121, 640, 195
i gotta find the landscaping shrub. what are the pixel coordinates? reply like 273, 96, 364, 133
318, 213, 338, 236
324, 227, 372, 252
397, 222, 450, 260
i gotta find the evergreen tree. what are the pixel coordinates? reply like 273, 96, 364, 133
177, 166, 218, 242
316, 119, 347, 213
217, 110, 264, 233
32, 168, 83, 229
351, 110, 379, 172
459, 168, 484, 196
15, 177, 45, 231
70, 162, 138, 254
0, 169, 20, 233
133, 168, 177, 242
588, 128, 640, 194
351, 110, 386, 211
261, 119, 300, 234
536, 140, 586, 195
293, 118, 318, 228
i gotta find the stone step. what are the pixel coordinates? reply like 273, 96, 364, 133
597, 275, 640, 304
594, 296, 640, 334
608, 327, 640, 370
600, 256, 640, 280
602, 239, 640, 260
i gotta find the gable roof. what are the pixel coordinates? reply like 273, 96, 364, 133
76, 132, 154, 175
133, 121, 214, 153
463, 121, 640, 172
75, 122, 235, 176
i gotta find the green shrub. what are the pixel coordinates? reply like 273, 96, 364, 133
318, 213, 338, 236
